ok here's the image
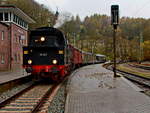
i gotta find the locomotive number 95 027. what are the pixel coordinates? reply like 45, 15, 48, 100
39, 53, 48, 56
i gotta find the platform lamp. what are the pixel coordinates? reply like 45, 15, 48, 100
111, 5, 119, 78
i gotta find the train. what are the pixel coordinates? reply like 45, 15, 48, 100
95, 54, 106, 63
23, 27, 106, 81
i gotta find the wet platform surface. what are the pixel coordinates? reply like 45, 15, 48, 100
0, 69, 29, 84
65, 64, 150, 113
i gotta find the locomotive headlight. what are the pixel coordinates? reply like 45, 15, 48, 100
24, 51, 28, 54
52, 59, 57, 64
40, 37, 45, 42
59, 50, 64, 54
28, 59, 32, 64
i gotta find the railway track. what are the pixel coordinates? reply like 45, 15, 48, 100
116, 69, 150, 87
107, 65, 150, 88
0, 82, 61, 113
128, 64, 150, 71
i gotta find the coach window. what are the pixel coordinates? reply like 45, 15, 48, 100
16, 16, 18, 23
14, 15, 17, 23
18, 19, 20, 25
13, 15, 16, 22
4, 13, 8, 21
9, 12, 11, 21
21, 19, 23, 26
0, 13, 3, 21
1, 31, 4, 40
18, 18, 20, 25
24, 22, 27, 28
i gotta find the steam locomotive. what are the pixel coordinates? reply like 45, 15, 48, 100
23, 27, 106, 81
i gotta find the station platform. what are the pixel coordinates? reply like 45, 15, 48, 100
65, 64, 150, 113
0, 68, 29, 84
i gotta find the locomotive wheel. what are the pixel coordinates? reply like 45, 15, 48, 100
51, 74, 59, 82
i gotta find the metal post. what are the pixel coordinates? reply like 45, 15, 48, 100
113, 27, 117, 77
111, 5, 119, 78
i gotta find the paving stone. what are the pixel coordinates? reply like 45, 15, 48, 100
0, 69, 29, 84
65, 64, 150, 113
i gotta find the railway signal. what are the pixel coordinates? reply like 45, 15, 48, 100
111, 5, 119, 78
111, 5, 119, 29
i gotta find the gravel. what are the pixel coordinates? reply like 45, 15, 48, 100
48, 81, 67, 113
0, 81, 33, 103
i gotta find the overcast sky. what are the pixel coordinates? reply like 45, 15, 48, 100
35, 0, 150, 19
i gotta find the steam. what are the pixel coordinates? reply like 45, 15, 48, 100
54, 11, 72, 28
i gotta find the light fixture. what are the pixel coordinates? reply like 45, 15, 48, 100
24, 51, 28, 54
52, 59, 57, 64
28, 59, 32, 64
40, 37, 45, 42
59, 50, 64, 54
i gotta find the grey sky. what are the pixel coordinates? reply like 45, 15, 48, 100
35, 0, 150, 19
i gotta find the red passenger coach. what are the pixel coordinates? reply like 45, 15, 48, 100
69, 45, 82, 68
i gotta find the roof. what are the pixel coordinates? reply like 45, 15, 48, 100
95, 54, 106, 57
0, 5, 35, 23
29, 27, 66, 47
0, 21, 9, 27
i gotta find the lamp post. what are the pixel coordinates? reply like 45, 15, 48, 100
111, 5, 119, 78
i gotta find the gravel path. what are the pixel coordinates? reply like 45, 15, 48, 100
48, 81, 67, 113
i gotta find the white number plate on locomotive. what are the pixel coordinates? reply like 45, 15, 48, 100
39, 53, 48, 56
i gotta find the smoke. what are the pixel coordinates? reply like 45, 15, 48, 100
54, 11, 72, 28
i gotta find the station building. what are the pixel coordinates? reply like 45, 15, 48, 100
0, 5, 35, 71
